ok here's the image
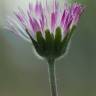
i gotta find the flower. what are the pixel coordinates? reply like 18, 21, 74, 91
7, 0, 84, 59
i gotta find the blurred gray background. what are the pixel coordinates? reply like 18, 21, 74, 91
0, 0, 96, 96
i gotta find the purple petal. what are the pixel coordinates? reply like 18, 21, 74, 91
61, 9, 73, 32
61, 10, 66, 26
61, 9, 68, 30
29, 15, 41, 32
39, 14, 45, 31
35, 1, 43, 16
71, 3, 84, 24
29, 3, 33, 12
15, 12, 24, 23
53, 0, 59, 12
65, 15, 73, 32
72, 3, 84, 15
51, 12, 57, 32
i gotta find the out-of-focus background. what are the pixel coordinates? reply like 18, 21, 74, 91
0, 0, 96, 96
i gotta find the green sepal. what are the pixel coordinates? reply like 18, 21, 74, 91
30, 37, 44, 56
27, 26, 76, 59
55, 27, 62, 43
36, 32, 46, 56
26, 30, 45, 57
45, 29, 54, 57
54, 27, 62, 58
61, 26, 76, 55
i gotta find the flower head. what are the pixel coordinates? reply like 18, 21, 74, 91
7, 0, 84, 59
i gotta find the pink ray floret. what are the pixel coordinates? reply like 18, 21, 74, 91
7, 0, 84, 42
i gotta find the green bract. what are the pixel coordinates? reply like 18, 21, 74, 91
28, 26, 76, 60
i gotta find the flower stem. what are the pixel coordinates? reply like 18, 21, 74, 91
47, 58, 58, 96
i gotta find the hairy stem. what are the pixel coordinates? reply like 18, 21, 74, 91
48, 58, 58, 96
